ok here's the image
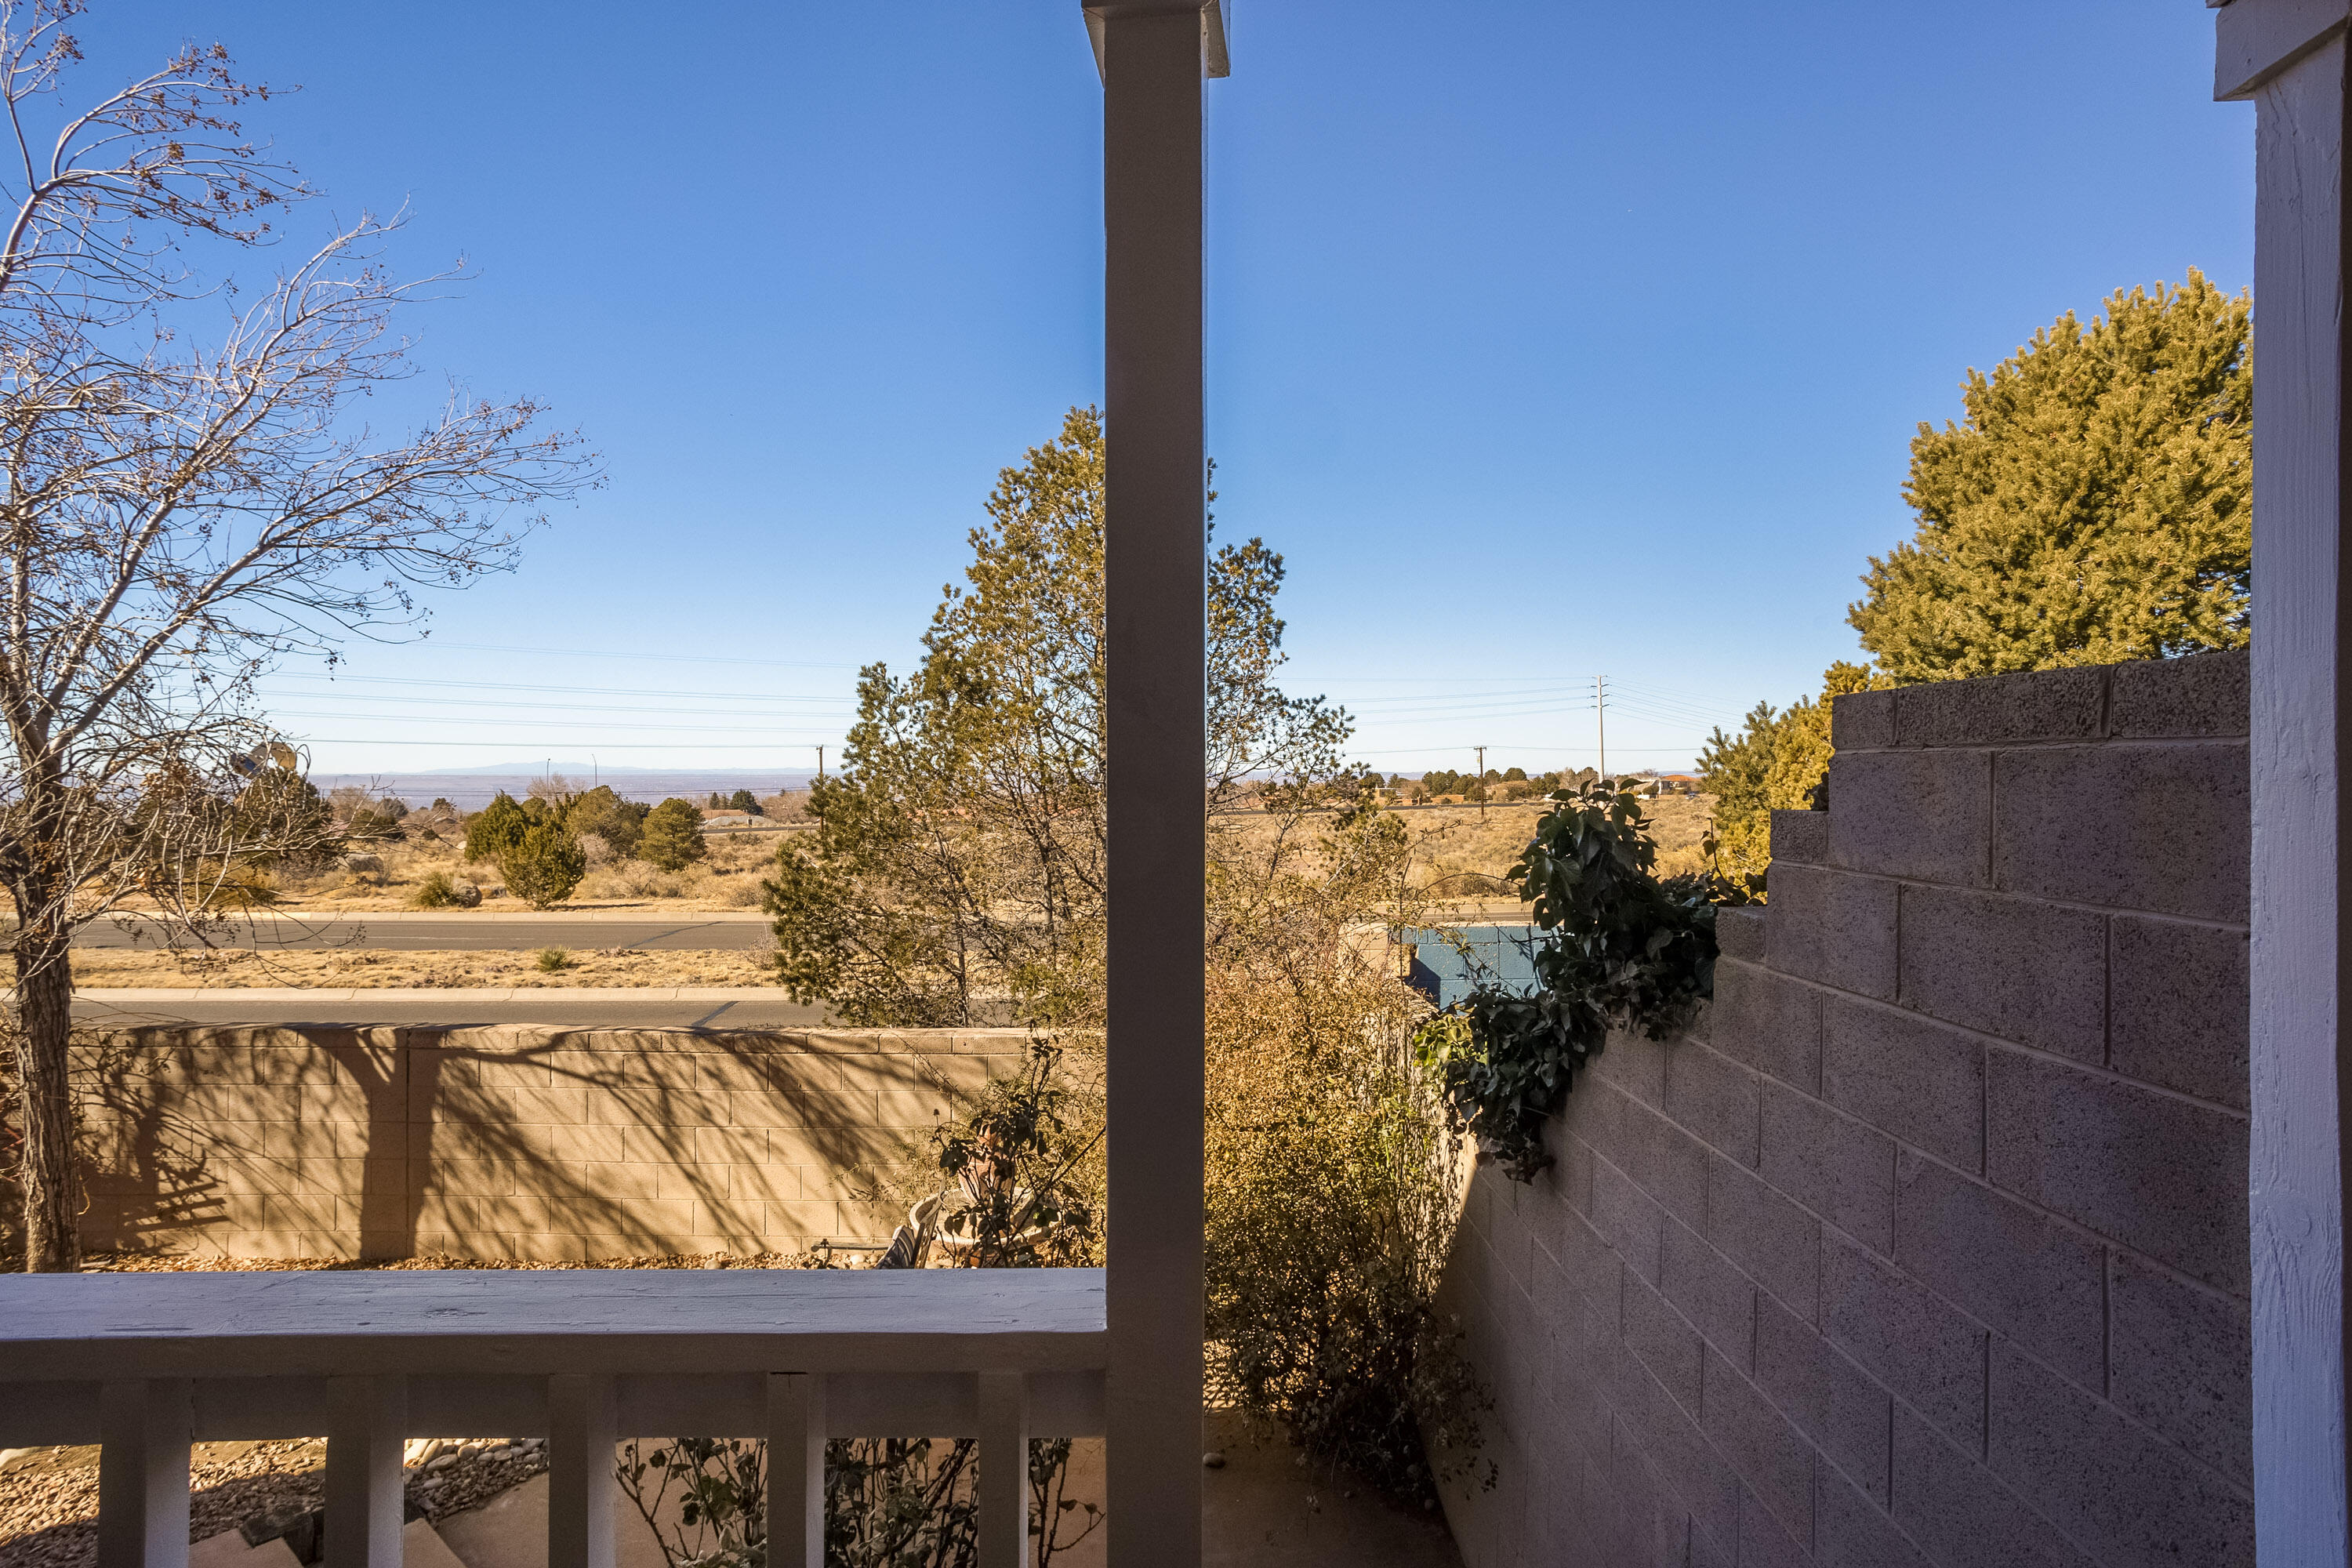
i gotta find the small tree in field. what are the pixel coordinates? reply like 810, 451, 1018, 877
0, 5, 592, 1270
638, 799, 707, 871
499, 819, 586, 909
465, 793, 532, 862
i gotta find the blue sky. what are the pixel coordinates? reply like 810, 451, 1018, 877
74, 2, 2251, 781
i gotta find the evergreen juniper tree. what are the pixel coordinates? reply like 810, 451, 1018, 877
639, 798, 709, 871
1849, 271, 2250, 680
464, 793, 532, 863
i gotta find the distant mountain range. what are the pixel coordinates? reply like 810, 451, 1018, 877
394, 760, 807, 778
312, 768, 817, 811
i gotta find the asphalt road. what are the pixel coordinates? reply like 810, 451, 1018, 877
74, 915, 776, 952
68, 989, 829, 1029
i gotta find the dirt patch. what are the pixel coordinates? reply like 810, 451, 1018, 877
81, 1250, 820, 1273
69, 948, 777, 989
1388, 794, 1715, 910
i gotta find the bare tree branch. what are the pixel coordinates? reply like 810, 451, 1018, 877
0, 0, 597, 1269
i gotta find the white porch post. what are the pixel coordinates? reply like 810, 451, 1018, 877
324, 1376, 408, 1568
1083, 3, 1225, 1563
96, 1379, 191, 1568
766, 1373, 825, 1568
546, 1373, 618, 1568
2216, 2, 2352, 1561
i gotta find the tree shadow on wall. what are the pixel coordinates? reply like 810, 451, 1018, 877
77, 1022, 988, 1260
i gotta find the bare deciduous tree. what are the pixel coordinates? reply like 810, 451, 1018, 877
0, 1, 593, 1270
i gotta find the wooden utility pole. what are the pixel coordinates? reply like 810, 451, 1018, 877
2216, 2, 2352, 1558
1596, 674, 1608, 782
1475, 744, 1486, 819
1087, 4, 1224, 1564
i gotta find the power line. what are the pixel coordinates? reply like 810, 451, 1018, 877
290, 738, 829, 751
260, 673, 849, 703
259, 691, 855, 721
263, 709, 840, 737
418, 641, 858, 670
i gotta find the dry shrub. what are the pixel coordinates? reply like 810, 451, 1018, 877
1203, 795, 1493, 1508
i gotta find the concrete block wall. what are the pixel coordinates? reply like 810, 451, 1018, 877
1438, 649, 2252, 1568
72, 1025, 1031, 1260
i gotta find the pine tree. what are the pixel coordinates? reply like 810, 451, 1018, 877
464, 793, 532, 863
1849, 272, 2250, 681
639, 798, 709, 871
497, 819, 586, 909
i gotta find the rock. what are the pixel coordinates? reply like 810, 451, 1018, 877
426, 1453, 457, 1472
404, 1439, 447, 1468
447, 880, 482, 909
1201, 1451, 1225, 1469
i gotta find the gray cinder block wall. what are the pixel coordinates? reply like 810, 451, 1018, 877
1437, 650, 2252, 1568
72, 1025, 1031, 1259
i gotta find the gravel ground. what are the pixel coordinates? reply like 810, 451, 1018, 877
80, 1248, 825, 1272
68, 947, 777, 989
2, 1250, 835, 1568
0, 1437, 554, 1568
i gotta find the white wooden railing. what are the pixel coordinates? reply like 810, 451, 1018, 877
0, 1268, 1106, 1568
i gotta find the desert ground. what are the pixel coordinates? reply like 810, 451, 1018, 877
67, 793, 1717, 989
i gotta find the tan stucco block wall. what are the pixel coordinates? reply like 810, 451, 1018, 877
73, 1025, 1032, 1260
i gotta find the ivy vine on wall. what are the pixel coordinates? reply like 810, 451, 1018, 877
1414, 780, 1749, 1182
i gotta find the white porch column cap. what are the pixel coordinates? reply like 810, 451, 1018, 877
1082, 1, 1229, 82
2215, 0, 2351, 100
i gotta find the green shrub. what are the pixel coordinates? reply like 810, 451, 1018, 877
535, 946, 570, 973
728, 788, 758, 814
563, 786, 650, 858
411, 871, 460, 909
464, 793, 531, 862
498, 821, 587, 909
1417, 779, 1732, 1182
638, 798, 707, 871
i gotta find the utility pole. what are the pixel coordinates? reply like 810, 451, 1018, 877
1475, 744, 1486, 821
1595, 675, 1608, 783
814, 744, 825, 785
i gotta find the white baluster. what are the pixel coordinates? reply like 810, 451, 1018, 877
97, 1379, 191, 1568
977, 1371, 1030, 1568
547, 1374, 617, 1568
765, 1373, 825, 1568
325, 1376, 408, 1568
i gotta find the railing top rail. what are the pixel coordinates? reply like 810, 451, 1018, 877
0, 1267, 1107, 1381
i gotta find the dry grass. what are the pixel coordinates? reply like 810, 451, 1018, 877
126, 793, 1714, 925
70, 946, 777, 989
259, 828, 792, 914
1382, 794, 1715, 914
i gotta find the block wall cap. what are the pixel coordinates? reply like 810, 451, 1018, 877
1716, 907, 1768, 962
2107, 648, 2248, 739
1893, 666, 2107, 749
1831, 689, 1895, 752
1860, 650, 2249, 750
1769, 809, 1831, 866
